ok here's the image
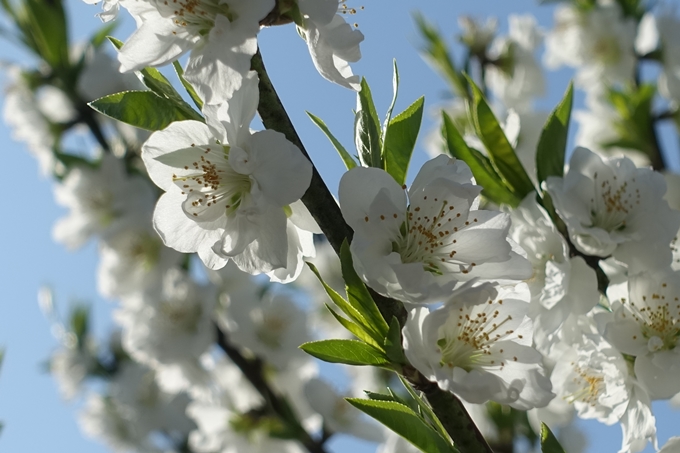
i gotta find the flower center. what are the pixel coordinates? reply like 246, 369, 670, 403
173, 145, 252, 221
589, 172, 639, 232
157, 0, 232, 36
623, 284, 680, 351
394, 195, 478, 275
436, 301, 515, 372
564, 364, 604, 406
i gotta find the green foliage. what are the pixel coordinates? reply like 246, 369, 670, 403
603, 84, 657, 161
107, 37, 203, 123
173, 61, 204, 111
299, 339, 392, 368
307, 112, 357, 169
346, 398, 458, 453
70, 305, 90, 349
383, 317, 407, 365
20, 0, 69, 71
466, 78, 535, 199
413, 13, 468, 97
355, 78, 383, 168
384, 96, 424, 185
540, 423, 566, 453
441, 112, 521, 207
536, 82, 573, 186
90, 91, 204, 131
339, 240, 389, 338
311, 68, 423, 182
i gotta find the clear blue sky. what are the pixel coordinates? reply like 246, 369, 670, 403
0, 1, 678, 452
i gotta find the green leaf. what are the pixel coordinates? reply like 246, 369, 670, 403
300, 340, 392, 367
173, 61, 204, 111
89, 91, 204, 131
355, 78, 383, 168
441, 112, 521, 206
306, 263, 368, 328
365, 391, 398, 402
467, 78, 535, 199
340, 240, 389, 338
307, 112, 357, 169
346, 398, 458, 453
398, 377, 450, 441
23, 0, 69, 69
384, 317, 407, 365
89, 22, 118, 49
413, 13, 468, 98
540, 423, 566, 453
536, 82, 573, 185
383, 59, 400, 134
384, 96, 425, 186
108, 37, 202, 119
324, 304, 384, 350
70, 306, 89, 347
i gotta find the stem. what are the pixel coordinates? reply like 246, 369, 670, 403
252, 47, 492, 453
215, 326, 329, 453
251, 49, 352, 255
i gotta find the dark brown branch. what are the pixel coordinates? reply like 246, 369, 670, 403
251, 47, 492, 453
215, 325, 329, 453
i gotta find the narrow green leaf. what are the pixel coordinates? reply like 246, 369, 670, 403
307, 112, 357, 169
467, 78, 535, 198
536, 82, 573, 185
442, 112, 521, 206
365, 391, 398, 402
89, 22, 118, 49
347, 398, 458, 453
89, 91, 204, 131
306, 263, 368, 329
24, 0, 69, 69
384, 317, 407, 365
384, 96, 425, 186
340, 240, 389, 338
108, 37, 201, 119
413, 13, 468, 98
540, 423, 566, 453
398, 376, 450, 441
324, 304, 384, 350
383, 59, 400, 134
173, 61, 204, 111
355, 78, 383, 168
70, 306, 89, 347
300, 340, 391, 367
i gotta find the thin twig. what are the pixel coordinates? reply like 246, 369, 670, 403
215, 325, 329, 453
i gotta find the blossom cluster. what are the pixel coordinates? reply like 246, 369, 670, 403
3, 0, 680, 452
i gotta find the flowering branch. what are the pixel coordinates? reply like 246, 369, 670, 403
252, 47, 492, 453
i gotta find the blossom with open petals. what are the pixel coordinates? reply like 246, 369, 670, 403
142, 72, 314, 280
339, 155, 531, 303
403, 282, 553, 409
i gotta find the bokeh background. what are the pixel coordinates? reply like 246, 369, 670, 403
0, 1, 678, 452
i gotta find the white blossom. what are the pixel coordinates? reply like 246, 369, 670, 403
339, 155, 531, 304
600, 269, 680, 399
544, 2, 637, 91
142, 72, 314, 279
116, 269, 216, 374
403, 281, 553, 409
486, 15, 545, 112
53, 153, 157, 249
117, 0, 274, 104
545, 147, 680, 267
297, 0, 364, 90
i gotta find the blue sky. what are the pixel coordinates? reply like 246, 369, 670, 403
0, 1, 678, 452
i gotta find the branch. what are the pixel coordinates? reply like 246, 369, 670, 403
215, 325, 329, 453
251, 47, 492, 453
